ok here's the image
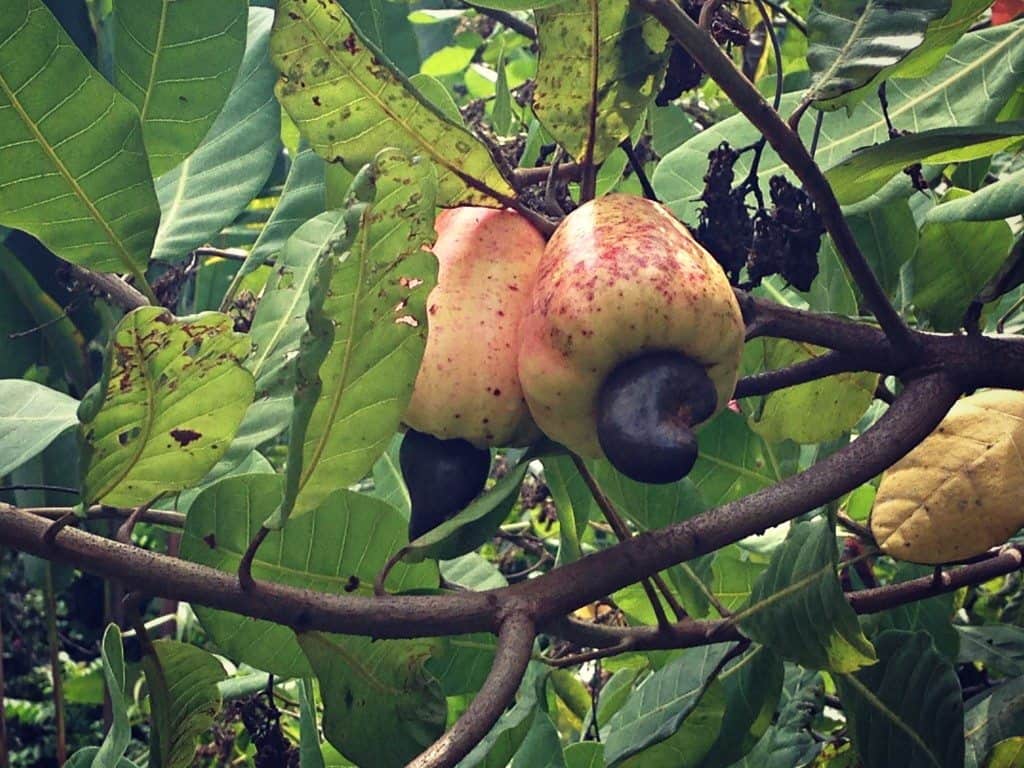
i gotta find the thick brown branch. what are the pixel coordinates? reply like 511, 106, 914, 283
634, 0, 919, 357
69, 265, 151, 311
410, 611, 535, 768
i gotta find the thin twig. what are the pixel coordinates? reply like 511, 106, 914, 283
69, 264, 152, 310
511, 162, 582, 188
837, 514, 874, 544
409, 612, 535, 768
545, 639, 635, 668
115, 498, 158, 545
462, 2, 537, 39
621, 138, 659, 202
238, 526, 271, 591
44, 564, 67, 765
26, 505, 185, 528
733, 350, 883, 398
762, 0, 807, 34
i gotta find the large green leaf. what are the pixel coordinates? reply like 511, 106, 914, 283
542, 454, 594, 564
749, 339, 878, 444
604, 644, 733, 767
78, 307, 254, 508
344, 0, 421, 77
179, 474, 437, 678
299, 631, 446, 768
925, 167, 1024, 223
0, 0, 158, 283
95, 625, 133, 767
804, 0, 952, 109
0, 380, 79, 477
270, 0, 514, 206
739, 518, 876, 673
837, 630, 964, 768
143, 640, 226, 768
845, 199, 919, 298
533, 1, 668, 164
151, 8, 281, 263
712, 544, 769, 613
654, 21, 1024, 224
510, 712, 565, 768
967, 675, 1024, 768
958, 625, 1024, 677
907, 189, 1014, 330
425, 631, 497, 696
112, 0, 248, 176
275, 150, 437, 523
825, 123, 1024, 205
887, 0, 995, 80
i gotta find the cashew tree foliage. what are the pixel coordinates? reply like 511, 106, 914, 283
3, 0, 1024, 766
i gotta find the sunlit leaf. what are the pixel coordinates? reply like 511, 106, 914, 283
0, 380, 79, 478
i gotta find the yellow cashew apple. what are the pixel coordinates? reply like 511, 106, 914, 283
517, 194, 745, 465
404, 207, 545, 448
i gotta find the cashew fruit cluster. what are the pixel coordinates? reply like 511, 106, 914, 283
871, 389, 1024, 564
517, 194, 745, 482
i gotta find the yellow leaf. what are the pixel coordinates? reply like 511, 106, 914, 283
871, 389, 1024, 564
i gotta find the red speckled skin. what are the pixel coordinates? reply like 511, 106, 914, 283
518, 194, 745, 458
404, 207, 545, 447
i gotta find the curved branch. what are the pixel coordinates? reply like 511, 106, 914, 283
410, 611, 536, 768
733, 349, 886, 399
634, 0, 919, 357
69, 265, 151, 311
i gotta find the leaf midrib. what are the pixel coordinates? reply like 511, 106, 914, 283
139, 0, 171, 123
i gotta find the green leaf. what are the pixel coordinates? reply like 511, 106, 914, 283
604, 644, 732, 767
276, 149, 437, 523
749, 339, 878, 445
299, 631, 446, 768
112, 0, 248, 176
965, 675, 1024, 768
533, 1, 668, 164
700, 646, 785, 768
78, 307, 254, 508
425, 632, 497, 696
440, 552, 508, 591
654, 22, 1024, 224
739, 518, 876, 672
299, 679, 326, 768
543, 454, 595, 564
466, 0, 563, 8
96, 625, 133, 767
151, 8, 281, 263
837, 630, 964, 768
456, 662, 548, 768
270, 0, 514, 206
400, 449, 531, 563
343, 0, 421, 77
906, 189, 1014, 330
825, 123, 1024, 205
510, 712, 565, 768
493, 52, 513, 136
925, 167, 1024, 223
0, 380, 79, 477
958, 625, 1024, 677
982, 737, 1024, 768
371, 433, 410, 517
690, 410, 798, 507
0, 0, 158, 283
563, 742, 604, 768
804, 0, 952, 109
179, 474, 438, 677
845, 199, 919, 298
143, 640, 226, 768
887, 0, 995, 80
730, 667, 824, 768
807, 238, 858, 315
862, 562, 959, 661
712, 544, 769, 613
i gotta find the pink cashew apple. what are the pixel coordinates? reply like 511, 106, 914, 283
404, 207, 545, 448
517, 194, 745, 479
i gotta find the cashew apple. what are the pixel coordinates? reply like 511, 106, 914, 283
517, 194, 745, 478
404, 207, 545, 448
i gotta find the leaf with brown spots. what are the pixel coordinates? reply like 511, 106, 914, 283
270, 149, 438, 525
269, 0, 514, 206
78, 306, 254, 507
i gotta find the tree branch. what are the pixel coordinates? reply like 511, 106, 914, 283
512, 162, 583, 188
69, 265, 151, 311
633, 0, 919, 357
410, 611, 536, 768
462, 2, 537, 40
733, 349, 885, 398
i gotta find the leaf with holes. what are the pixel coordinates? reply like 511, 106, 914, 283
0, 0, 158, 284
179, 474, 438, 677
270, 0, 513, 206
299, 631, 446, 768
825, 122, 1024, 205
871, 389, 1024, 564
749, 339, 878, 445
739, 518, 876, 672
143, 640, 226, 768
0, 380, 79, 478
151, 8, 281, 263
78, 307, 254, 507
271, 149, 437, 524
533, 0, 668, 165
112, 0, 247, 176
804, 0, 952, 109
653, 22, 1024, 224
837, 630, 964, 768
